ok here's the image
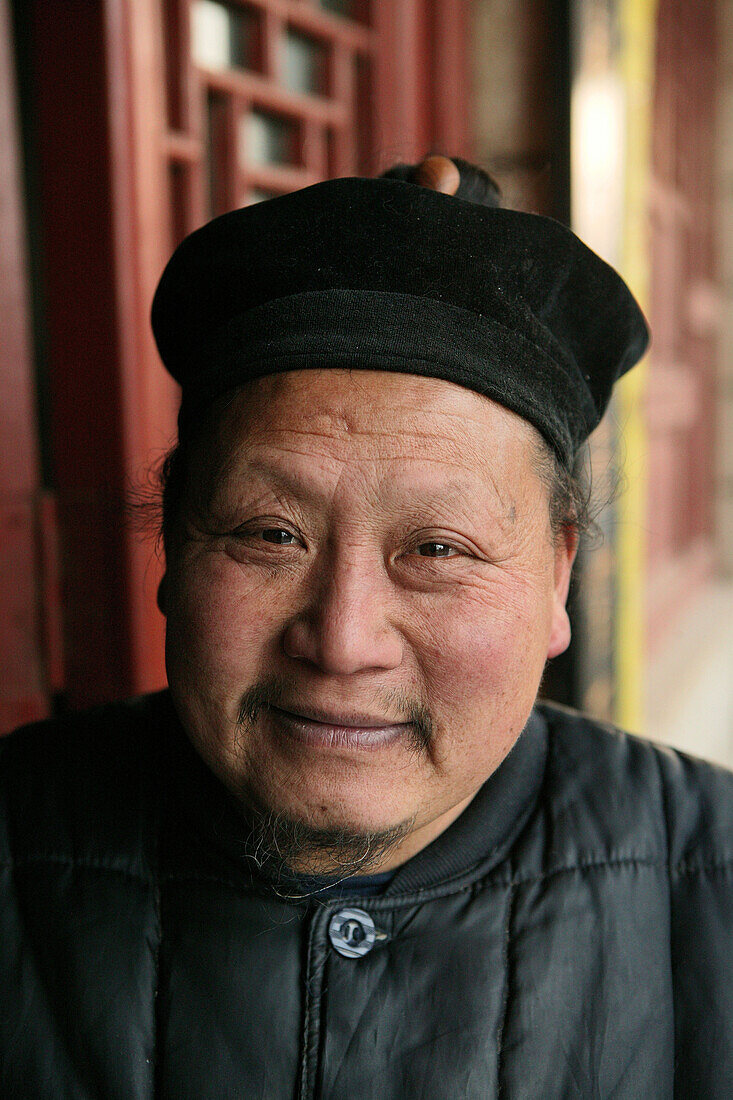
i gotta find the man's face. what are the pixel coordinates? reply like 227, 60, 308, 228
163, 370, 575, 872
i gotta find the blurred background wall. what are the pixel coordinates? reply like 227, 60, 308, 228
1, 0, 731, 764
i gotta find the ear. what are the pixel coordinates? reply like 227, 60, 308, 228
157, 572, 168, 617
547, 526, 579, 659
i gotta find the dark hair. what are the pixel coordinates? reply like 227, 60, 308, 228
532, 439, 595, 544
158, 441, 189, 553
153, 155, 594, 555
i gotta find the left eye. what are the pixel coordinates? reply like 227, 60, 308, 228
259, 528, 298, 545
415, 542, 456, 558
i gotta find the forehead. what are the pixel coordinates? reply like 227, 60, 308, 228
204, 369, 540, 474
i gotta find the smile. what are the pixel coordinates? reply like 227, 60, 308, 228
268, 705, 411, 751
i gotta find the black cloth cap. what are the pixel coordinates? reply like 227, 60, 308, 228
151, 176, 650, 465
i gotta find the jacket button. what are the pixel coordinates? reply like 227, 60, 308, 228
328, 908, 377, 958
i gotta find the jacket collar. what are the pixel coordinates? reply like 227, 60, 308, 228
385, 708, 547, 895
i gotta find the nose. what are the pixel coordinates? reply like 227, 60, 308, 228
282, 552, 403, 675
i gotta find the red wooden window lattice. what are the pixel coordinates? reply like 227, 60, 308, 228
162, 0, 377, 247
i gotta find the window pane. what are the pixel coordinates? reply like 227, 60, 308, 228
191, 0, 255, 72
283, 30, 327, 96
246, 189, 280, 205
318, 0, 360, 20
240, 110, 298, 166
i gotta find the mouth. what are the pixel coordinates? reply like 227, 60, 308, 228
267, 704, 412, 751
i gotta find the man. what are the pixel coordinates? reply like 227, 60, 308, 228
2, 155, 732, 1098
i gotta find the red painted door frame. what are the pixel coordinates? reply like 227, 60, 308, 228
19, 0, 174, 711
0, 0, 56, 731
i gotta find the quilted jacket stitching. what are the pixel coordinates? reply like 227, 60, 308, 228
495, 883, 515, 1098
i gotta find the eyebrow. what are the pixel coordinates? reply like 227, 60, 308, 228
241, 458, 332, 505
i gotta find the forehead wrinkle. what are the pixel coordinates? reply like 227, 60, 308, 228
206, 395, 540, 515
232, 420, 501, 472
220, 372, 531, 444
216, 369, 539, 451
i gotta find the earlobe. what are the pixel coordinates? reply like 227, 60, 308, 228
546, 527, 578, 659
547, 603, 572, 659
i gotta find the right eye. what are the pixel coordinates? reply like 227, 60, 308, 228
259, 528, 298, 545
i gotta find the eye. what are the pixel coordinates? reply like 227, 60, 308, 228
228, 522, 303, 548
415, 541, 458, 558
260, 527, 298, 545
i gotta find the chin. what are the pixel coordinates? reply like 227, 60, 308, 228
254, 770, 414, 835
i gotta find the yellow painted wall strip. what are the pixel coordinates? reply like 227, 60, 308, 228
615, 0, 657, 731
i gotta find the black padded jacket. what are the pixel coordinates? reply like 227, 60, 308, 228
2, 690, 733, 1098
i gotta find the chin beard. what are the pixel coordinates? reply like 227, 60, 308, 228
241, 794, 416, 889
230, 674, 430, 892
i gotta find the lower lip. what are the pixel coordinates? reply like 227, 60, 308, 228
268, 706, 410, 751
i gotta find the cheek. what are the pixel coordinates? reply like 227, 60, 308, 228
412, 577, 554, 723
165, 554, 283, 685
411, 587, 552, 786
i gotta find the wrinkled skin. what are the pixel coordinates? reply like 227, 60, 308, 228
161, 370, 576, 872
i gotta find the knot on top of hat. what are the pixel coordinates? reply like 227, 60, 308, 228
413, 155, 461, 195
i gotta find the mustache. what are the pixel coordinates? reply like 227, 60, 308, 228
236, 674, 433, 754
